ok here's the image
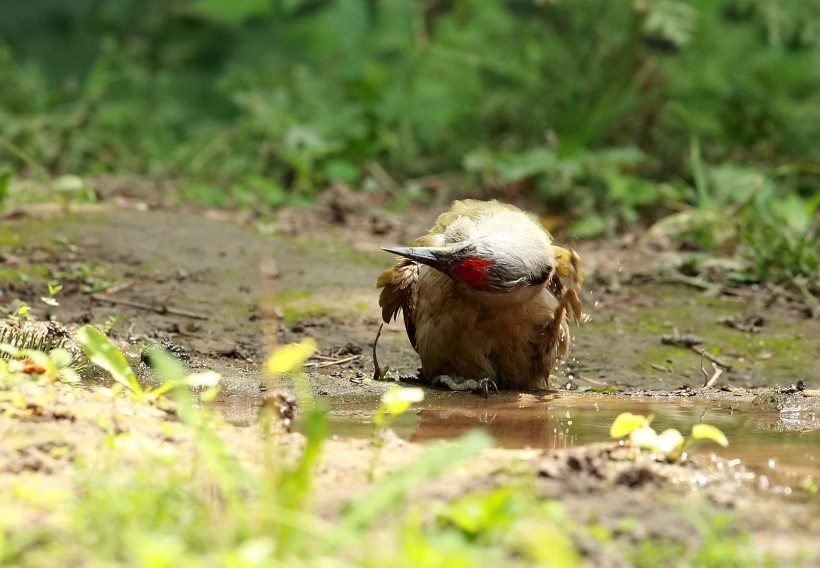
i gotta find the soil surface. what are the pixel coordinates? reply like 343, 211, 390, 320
1, 195, 819, 565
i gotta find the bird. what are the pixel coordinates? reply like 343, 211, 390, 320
377, 199, 583, 396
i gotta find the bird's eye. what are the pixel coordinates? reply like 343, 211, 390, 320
452, 257, 492, 288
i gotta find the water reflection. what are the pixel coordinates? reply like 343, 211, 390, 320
326, 392, 820, 479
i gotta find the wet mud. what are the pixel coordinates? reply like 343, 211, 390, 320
2, 201, 819, 565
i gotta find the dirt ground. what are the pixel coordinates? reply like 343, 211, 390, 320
1, 191, 819, 565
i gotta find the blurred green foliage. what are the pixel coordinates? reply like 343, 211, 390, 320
0, 0, 817, 280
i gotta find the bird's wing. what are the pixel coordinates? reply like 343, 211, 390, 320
549, 246, 584, 322
377, 233, 440, 349
376, 259, 418, 348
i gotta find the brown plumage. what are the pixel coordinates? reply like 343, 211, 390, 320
377, 199, 584, 394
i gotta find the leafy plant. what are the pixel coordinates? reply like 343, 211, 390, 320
77, 325, 219, 401
369, 385, 425, 479
610, 412, 728, 461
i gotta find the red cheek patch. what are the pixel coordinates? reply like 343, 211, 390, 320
452, 257, 492, 288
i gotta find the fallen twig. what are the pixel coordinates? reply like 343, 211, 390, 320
661, 331, 732, 371
302, 354, 361, 369
98, 280, 134, 296
718, 313, 764, 333
661, 333, 703, 347
372, 323, 384, 381
691, 345, 732, 370
572, 374, 609, 387
659, 272, 721, 293
699, 351, 724, 388
91, 294, 209, 320
312, 354, 344, 361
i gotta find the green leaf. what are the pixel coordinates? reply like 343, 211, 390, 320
51, 175, 86, 193
610, 412, 648, 438
190, 0, 271, 25
691, 424, 729, 447
569, 214, 607, 239
77, 325, 142, 395
265, 339, 317, 375
0, 170, 11, 202
326, 430, 493, 551
143, 346, 187, 383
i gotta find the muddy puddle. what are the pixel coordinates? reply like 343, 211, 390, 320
213, 386, 820, 486
313, 392, 820, 484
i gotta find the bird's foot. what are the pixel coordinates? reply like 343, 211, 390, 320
477, 377, 499, 399
431, 375, 499, 398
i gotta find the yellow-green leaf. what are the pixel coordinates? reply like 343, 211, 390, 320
610, 412, 648, 438
77, 325, 142, 395
692, 423, 729, 447
265, 338, 317, 375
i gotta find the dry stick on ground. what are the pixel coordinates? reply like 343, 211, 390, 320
659, 272, 720, 292
691, 345, 732, 370
372, 323, 384, 382
98, 280, 135, 295
91, 294, 209, 320
699, 350, 725, 388
572, 374, 611, 387
661, 332, 733, 370
704, 366, 724, 389
302, 354, 362, 369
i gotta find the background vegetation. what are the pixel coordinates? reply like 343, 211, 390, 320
0, 0, 817, 282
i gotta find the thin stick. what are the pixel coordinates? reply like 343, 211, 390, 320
99, 280, 134, 295
372, 323, 384, 381
703, 364, 724, 389
573, 374, 609, 387
302, 354, 361, 369
91, 294, 209, 320
699, 350, 708, 384
659, 272, 720, 292
691, 345, 732, 370
311, 354, 343, 361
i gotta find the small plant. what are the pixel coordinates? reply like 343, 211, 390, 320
610, 412, 728, 461
0, 343, 80, 386
40, 281, 63, 307
369, 385, 424, 480
77, 325, 219, 401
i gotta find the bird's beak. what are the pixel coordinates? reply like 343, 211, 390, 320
381, 246, 454, 270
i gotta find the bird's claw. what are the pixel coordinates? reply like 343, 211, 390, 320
479, 378, 499, 399
430, 375, 498, 398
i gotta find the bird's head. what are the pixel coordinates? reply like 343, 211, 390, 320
381, 240, 555, 294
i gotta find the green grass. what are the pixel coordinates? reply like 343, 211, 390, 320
0, 325, 786, 567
